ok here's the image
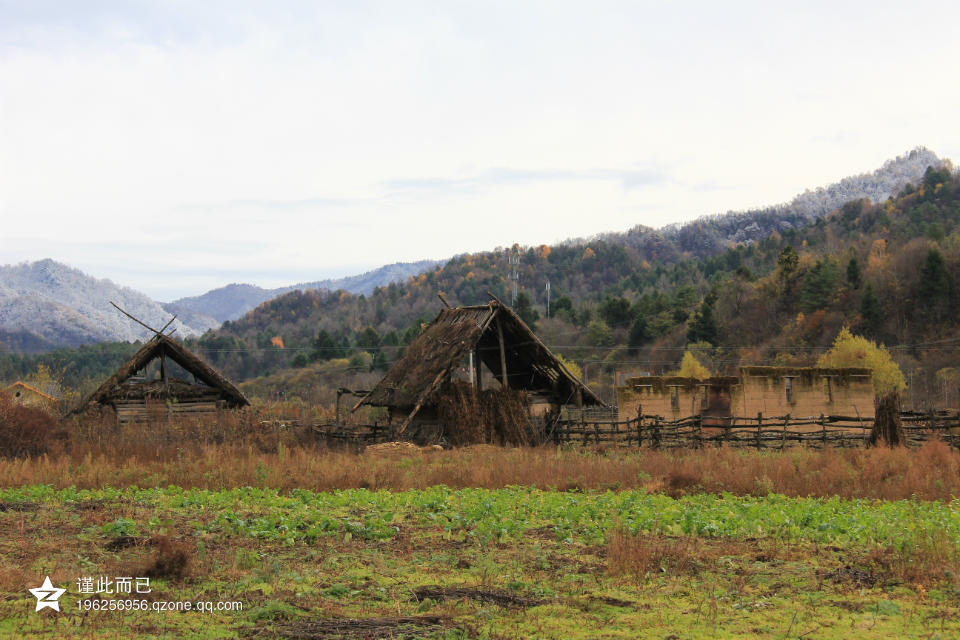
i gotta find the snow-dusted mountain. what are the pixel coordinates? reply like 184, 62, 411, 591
164, 260, 444, 323
0, 258, 444, 353
0, 259, 218, 351
0, 148, 947, 354
642, 147, 947, 257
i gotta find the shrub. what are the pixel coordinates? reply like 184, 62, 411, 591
0, 392, 58, 458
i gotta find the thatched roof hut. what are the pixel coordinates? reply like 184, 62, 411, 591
74, 333, 249, 420
355, 299, 603, 441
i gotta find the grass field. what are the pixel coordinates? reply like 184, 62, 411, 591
1, 471, 959, 639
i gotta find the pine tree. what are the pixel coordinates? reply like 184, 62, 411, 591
513, 292, 540, 330
627, 315, 651, 354
846, 257, 862, 289
917, 248, 951, 322
310, 330, 338, 362
859, 284, 882, 338
686, 301, 718, 345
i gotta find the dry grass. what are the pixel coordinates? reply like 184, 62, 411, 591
139, 535, 192, 580
607, 527, 960, 590
1, 413, 960, 500
864, 530, 960, 587
607, 530, 707, 577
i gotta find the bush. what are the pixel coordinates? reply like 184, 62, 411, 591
0, 392, 58, 458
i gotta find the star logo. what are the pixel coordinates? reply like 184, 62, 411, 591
29, 576, 65, 612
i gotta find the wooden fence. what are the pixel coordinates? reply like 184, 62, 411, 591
312, 410, 960, 450
552, 411, 960, 450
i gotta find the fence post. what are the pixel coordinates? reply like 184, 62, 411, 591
782, 414, 790, 450
636, 410, 644, 448
756, 412, 762, 451
820, 414, 826, 447
652, 416, 661, 449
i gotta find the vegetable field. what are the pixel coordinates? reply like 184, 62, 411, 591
2, 484, 958, 638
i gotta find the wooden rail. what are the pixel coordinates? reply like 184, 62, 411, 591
553, 411, 960, 450
312, 422, 392, 444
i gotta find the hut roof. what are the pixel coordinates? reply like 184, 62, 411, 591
5, 381, 58, 403
75, 333, 249, 411
356, 299, 604, 415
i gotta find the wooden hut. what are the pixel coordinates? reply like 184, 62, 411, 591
74, 333, 249, 422
354, 298, 604, 444
5, 381, 59, 411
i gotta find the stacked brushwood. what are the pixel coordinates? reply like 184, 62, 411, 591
435, 381, 536, 446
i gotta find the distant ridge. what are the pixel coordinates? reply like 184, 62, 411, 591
594, 147, 946, 260
0, 259, 444, 353
0, 259, 218, 351
164, 260, 445, 323
0, 148, 946, 354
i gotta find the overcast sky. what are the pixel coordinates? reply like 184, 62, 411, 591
2, 1, 959, 301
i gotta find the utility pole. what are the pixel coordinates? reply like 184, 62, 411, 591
508, 250, 520, 305
545, 279, 551, 318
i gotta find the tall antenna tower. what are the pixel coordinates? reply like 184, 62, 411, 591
508, 250, 520, 305
545, 279, 551, 317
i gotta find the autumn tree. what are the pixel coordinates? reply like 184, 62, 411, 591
816, 327, 905, 395
674, 351, 711, 379
817, 327, 906, 446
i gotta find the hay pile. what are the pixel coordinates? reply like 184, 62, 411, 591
870, 391, 905, 447
435, 381, 536, 446
364, 441, 443, 456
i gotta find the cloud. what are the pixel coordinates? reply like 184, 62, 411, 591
383, 166, 669, 194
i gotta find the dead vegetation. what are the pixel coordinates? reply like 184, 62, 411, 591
609, 528, 960, 592
0, 391, 62, 458
2, 409, 960, 500
412, 585, 548, 608
242, 615, 450, 639
139, 535, 191, 580
436, 382, 538, 446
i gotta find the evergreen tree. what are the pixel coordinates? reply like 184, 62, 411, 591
598, 296, 632, 326
846, 257, 862, 289
917, 248, 952, 321
355, 326, 381, 351
859, 284, 882, 338
800, 258, 841, 312
513, 292, 540, 330
686, 301, 718, 345
309, 330, 338, 362
627, 315, 652, 354
776, 245, 799, 280
550, 295, 574, 318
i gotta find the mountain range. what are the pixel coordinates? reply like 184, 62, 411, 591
162, 260, 443, 323
0, 259, 443, 353
0, 148, 945, 356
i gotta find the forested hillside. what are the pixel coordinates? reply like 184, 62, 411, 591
4, 152, 957, 410
174, 162, 960, 408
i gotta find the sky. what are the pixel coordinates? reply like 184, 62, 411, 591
2, 1, 960, 301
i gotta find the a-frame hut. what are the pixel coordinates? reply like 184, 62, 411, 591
74, 333, 249, 421
354, 298, 604, 444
